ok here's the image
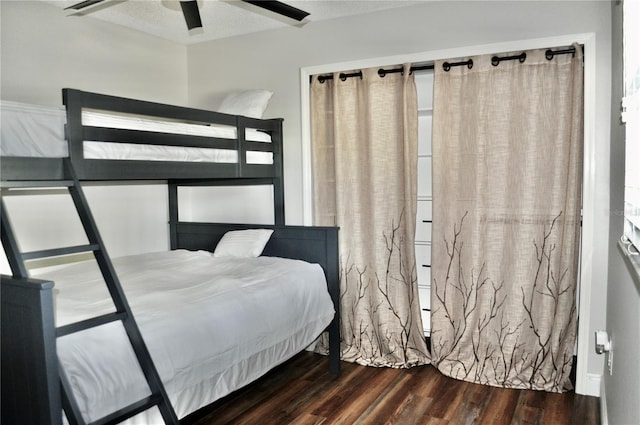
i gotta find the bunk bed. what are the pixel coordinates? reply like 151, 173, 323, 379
0, 89, 341, 425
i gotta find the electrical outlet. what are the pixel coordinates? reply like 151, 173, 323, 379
595, 330, 611, 354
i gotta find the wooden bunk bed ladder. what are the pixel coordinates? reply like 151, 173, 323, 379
0, 159, 179, 425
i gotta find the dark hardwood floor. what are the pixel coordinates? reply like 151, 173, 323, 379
182, 352, 600, 425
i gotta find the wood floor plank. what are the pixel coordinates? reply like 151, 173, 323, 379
569, 391, 601, 425
448, 381, 493, 425
425, 374, 466, 420
539, 392, 573, 425
352, 373, 415, 424
234, 374, 319, 425
183, 352, 600, 425
388, 394, 435, 425
476, 388, 520, 425
514, 388, 556, 425
321, 367, 401, 424
307, 361, 379, 418
287, 414, 327, 425
411, 365, 450, 398
419, 417, 451, 425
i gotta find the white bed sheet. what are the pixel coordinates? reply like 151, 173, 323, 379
33, 250, 334, 424
0, 100, 273, 163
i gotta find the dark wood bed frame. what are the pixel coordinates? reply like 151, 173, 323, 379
0, 89, 340, 425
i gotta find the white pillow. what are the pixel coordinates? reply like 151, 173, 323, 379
213, 229, 274, 258
217, 89, 274, 119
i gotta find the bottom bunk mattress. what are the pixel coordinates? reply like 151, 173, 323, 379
33, 250, 335, 424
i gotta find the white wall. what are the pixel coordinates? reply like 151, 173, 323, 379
187, 0, 612, 395
0, 1, 188, 271
604, 2, 640, 424
1, 1, 187, 107
2, 184, 169, 265
179, 186, 274, 224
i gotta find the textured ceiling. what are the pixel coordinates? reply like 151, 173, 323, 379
44, 0, 421, 45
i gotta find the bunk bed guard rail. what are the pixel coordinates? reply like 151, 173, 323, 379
62, 88, 284, 181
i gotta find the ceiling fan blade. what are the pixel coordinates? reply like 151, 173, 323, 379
179, 1, 202, 30
242, 1, 310, 22
64, 0, 107, 11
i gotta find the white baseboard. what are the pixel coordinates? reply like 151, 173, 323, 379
600, 378, 609, 425
584, 373, 601, 397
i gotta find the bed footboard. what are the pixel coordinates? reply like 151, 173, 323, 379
1, 275, 62, 425
173, 222, 341, 373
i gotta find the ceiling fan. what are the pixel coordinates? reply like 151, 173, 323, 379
65, 0, 310, 30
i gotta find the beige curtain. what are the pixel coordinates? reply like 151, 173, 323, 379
311, 65, 429, 367
430, 46, 583, 391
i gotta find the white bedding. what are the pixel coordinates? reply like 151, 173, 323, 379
0, 100, 273, 163
33, 250, 334, 424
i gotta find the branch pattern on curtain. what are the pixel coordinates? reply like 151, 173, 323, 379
431, 45, 583, 392
311, 65, 429, 367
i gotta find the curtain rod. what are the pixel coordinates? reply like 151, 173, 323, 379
488, 46, 579, 67
314, 64, 433, 84
312, 46, 579, 83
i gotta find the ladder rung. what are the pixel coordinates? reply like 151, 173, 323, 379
90, 395, 163, 425
0, 180, 74, 189
57, 312, 128, 337
22, 244, 100, 260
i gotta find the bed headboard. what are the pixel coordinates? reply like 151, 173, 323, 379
173, 222, 338, 282
173, 222, 341, 373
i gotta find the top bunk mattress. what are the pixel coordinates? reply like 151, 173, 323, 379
0, 100, 273, 164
